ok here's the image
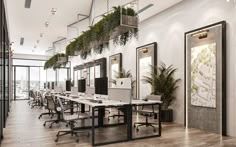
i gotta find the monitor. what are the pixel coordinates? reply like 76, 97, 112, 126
66, 80, 71, 91
78, 79, 86, 92
95, 77, 108, 95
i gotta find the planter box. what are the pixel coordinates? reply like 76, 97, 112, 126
161, 109, 173, 122
111, 15, 138, 39
57, 56, 67, 64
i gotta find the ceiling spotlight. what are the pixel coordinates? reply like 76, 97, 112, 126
51, 8, 57, 15
37, 40, 40, 43
227, 0, 230, 2
45, 21, 49, 27
40, 33, 43, 37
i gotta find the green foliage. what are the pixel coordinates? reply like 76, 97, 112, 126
142, 62, 181, 110
66, 6, 138, 59
44, 53, 68, 70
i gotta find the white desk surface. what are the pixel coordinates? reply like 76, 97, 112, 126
54, 94, 128, 107
54, 94, 162, 107
131, 99, 162, 105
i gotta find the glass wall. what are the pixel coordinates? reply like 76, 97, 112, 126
14, 67, 29, 100
30, 67, 40, 91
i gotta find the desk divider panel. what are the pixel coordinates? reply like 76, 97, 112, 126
71, 87, 78, 95
86, 86, 95, 96
108, 88, 132, 103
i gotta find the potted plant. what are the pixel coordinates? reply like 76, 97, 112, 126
142, 62, 181, 122
44, 53, 68, 70
65, 6, 138, 59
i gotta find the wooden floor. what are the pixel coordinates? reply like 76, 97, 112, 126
1, 101, 236, 147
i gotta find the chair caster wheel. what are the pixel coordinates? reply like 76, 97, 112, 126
133, 125, 136, 128
49, 125, 52, 128
136, 128, 139, 132
38, 117, 41, 119
43, 123, 46, 127
55, 139, 58, 142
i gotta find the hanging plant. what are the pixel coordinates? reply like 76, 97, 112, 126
66, 6, 138, 59
44, 53, 68, 70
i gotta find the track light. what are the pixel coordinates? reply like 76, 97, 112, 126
51, 8, 57, 15
45, 21, 49, 27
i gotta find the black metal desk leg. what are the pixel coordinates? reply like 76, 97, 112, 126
92, 107, 95, 146
98, 107, 105, 127
159, 104, 161, 136
81, 104, 85, 113
126, 105, 132, 141
70, 101, 74, 115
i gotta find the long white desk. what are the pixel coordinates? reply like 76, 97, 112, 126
53, 93, 162, 146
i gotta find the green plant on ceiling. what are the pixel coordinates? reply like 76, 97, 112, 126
65, 6, 138, 59
44, 53, 68, 70
142, 62, 181, 110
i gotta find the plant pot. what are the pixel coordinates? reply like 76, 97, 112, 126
110, 15, 138, 39
160, 109, 173, 122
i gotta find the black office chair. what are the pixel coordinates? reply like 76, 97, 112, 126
38, 94, 56, 119
108, 107, 124, 121
55, 98, 90, 143
29, 90, 41, 108
43, 96, 67, 128
133, 95, 161, 132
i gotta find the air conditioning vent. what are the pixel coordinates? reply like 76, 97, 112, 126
25, 0, 32, 8
137, 4, 154, 14
20, 38, 24, 45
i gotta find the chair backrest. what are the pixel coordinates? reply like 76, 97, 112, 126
45, 96, 56, 110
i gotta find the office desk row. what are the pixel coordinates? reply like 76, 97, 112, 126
53, 93, 162, 146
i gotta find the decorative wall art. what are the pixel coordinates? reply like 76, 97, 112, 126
185, 21, 226, 135
191, 43, 216, 108
136, 42, 157, 99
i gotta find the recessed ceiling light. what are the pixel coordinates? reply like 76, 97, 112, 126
40, 33, 43, 37
20, 37, 24, 45
37, 40, 40, 43
45, 21, 49, 27
51, 8, 57, 15
34, 45, 37, 48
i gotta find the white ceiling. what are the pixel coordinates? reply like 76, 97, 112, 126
5, 0, 182, 55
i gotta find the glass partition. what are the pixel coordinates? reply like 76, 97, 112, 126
30, 67, 40, 91
15, 66, 29, 100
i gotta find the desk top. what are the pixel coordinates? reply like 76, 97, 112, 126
54, 94, 162, 107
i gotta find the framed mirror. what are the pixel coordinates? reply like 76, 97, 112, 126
185, 21, 226, 135
109, 53, 122, 87
136, 42, 157, 99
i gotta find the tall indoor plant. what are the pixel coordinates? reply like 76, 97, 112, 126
143, 62, 181, 122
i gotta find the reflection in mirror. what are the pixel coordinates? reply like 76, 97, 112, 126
95, 65, 101, 78
90, 66, 95, 87
136, 43, 157, 99
109, 53, 122, 88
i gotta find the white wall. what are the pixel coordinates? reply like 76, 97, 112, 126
69, 0, 236, 136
